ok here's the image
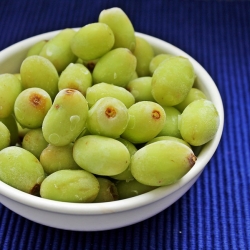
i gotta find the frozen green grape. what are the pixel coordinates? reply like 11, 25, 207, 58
20, 55, 59, 99
86, 82, 135, 108
94, 177, 118, 203
99, 7, 136, 51
0, 115, 19, 145
26, 40, 47, 57
116, 179, 157, 200
14, 88, 52, 129
58, 63, 92, 96
0, 146, 45, 194
40, 169, 99, 203
92, 48, 137, 87
0, 122, 10, 150
131, 140, 197, 186
87, 97, 129, 138
42, 89, 88, 146
40, 143, 80, 174
178, 99, 220, 146
22, 128, 48, 158
71, 23, 114, 61
133, 36, 154, 77
175, 87, 207, 112
151, 56, 195, 106
39, 29, 77, 73
126, 77, 155, 102
149, 53, 173, 75
121, 101, 166, 144
157, 106, 181, 138
0, 74, 22, 118
73, 135, 130, 176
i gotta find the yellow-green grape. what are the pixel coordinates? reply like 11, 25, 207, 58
0, 115, 19, 145
39, 29, 77, 73
42, 89, 88, 146
40, 169, 99, 203
87, 97, 129, 138
26, 40, 47, 57
151, 56, 195, 106
0, 146, 45, 194
116, 179, 157, 200
0, 74, 22, 118
99, 7, 136, 51
20, 55, 59, 99
146, 135, 191, 149
73, 135, 130, 176
14, 88, 52, 129
110, 138, 137, 181
92, 48, 137, 87
126, 77, 155, 102
94, 177, 118, 203
86, 82, 135, 108
71, 23, 114, 61
129, 71, 138, 81
0, 122, 10, 150
133, 36, 154, 77
149, 53, 173, 75
158, 106, 182, 138
175, 87, 207, 112
121, 101, 166, 144
178, 99, 220, 146
58, 63, 92, 96
22, 128, 48, 158
131, 140, 197, 186
40, 143, 80, 174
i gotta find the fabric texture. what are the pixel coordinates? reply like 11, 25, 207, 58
0, 0, 250, 249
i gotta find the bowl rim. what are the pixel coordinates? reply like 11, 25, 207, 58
0, 29, 224, 215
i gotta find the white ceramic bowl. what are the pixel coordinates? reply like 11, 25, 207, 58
0, 29, 224, 231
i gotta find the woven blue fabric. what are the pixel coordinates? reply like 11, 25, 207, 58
0, 0, 250, 249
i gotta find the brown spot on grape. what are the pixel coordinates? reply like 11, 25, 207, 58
29, 93, 45, 109
105, 106, 116, 118
30, 183, 40, 196
152, 110, 161, 119
65, 89, 76, 94
188, 153, 197, 167
55, 104, 60, 109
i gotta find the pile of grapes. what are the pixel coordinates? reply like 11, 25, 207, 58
0, 7, 220, 203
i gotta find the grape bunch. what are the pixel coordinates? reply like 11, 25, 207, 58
0, 7, 220, 203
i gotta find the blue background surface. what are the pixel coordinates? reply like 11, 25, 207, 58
0, 0, 250, 249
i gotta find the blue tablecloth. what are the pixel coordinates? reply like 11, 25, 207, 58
0, 0, 249, 249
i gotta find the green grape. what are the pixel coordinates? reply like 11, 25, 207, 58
121, 101, 166, 144
116, 179, 157, 200
71, 23, 115, 61
0, 115, 19, 145
40, 169, 99, 203
20, 55, 59, 99
151, 56, 195, 106
149, 53, 173, 75
94, 177, 119, 203
86, 82, 135, 108
126, 77, 155, 102
58, 63, 92, 96
0, 122, 10, 150
131, 140, 197, 186
26, 40, 47, 57
0, 74, 22, 118
146, 135, 191, 149
133, 36, 154, 77
92, 48, 137, 87
14, 87, 52, 129
73, 135, 130, 176
175, 87, 207, 112
87, 97, 129, 138
40, 143, 80, 174
178, 99, 220, 146
0, 146, 45, 194
157, 106, 182, 138
42, 89, 88, 146
22, 128, 48, 158
39, 29, 77, 73
98, 7, 136, 51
